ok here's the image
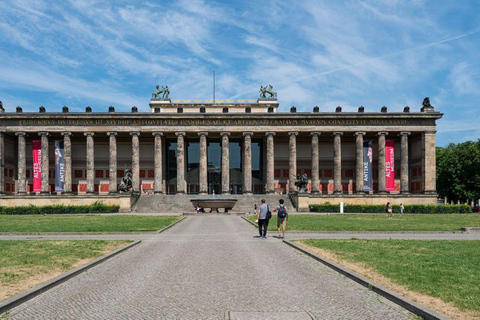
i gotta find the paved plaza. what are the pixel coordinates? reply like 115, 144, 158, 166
6, 216, 423, 319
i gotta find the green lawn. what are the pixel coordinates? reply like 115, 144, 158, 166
247, 214, 480, 231
0, 240, 130, 301
298, 239, 480, 318
0, 215, 181, 233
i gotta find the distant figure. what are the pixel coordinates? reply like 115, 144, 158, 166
256, 199, 270, 239
399, 203, 404, 214
253, 203, 258, 215
386, 202, 393, 219
196, 205, 204, 213
273, 199, 289, 239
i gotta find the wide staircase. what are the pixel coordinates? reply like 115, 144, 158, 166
132, 194, 297, 214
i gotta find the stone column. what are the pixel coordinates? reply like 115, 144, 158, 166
130, 132, 140, 194
333, 132, 343, 194
198, 132, 208, 195
85, 132, 95, 194
355, 132, 366, 193
0, 132, 5, 194
265, 132, 275, 194
61, 132, 72, 194
377, 132, 388, 194
422, 131, 437, 194
153, 132, 163, 194
39, 132, 49, 195
243, 132, 253, 194
399, 132, 410, 194
176, 132, 186, 194
221, 132, 230, 194
311, 132, 321, 194
288, 132, 298, 193
16, 132, 27, 194
107, 132, 117, 194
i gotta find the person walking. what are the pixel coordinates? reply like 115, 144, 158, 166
256, 199, 270, 239
273, 199, 288, 238
386, 202, 393, 219
399, 203, 404, 214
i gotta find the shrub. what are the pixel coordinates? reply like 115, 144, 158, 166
309, 204, 472, 214
0, 202, 120, 215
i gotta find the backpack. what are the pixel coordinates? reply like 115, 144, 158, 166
278, 205, 287, 218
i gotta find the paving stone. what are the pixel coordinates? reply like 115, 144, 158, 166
8, 216, 414, 319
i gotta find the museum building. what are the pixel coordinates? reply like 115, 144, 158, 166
0, 96, 442, 211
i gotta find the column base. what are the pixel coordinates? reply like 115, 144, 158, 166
377, 191, 389, 195
355, 191, 365, 195
266, 190, 275, 195
221, 191, 231, 195
199, 191, 208, 195
86, 191, 96, 195
333, 190, 343, 195
424, 191, 437, 195
243, 191, 253, 195
400, 191, 410, 195
61, 191, 73, 195
310, 190, 320, 195
40, 191, 50, 196
108, 191, 118, 196
176, 191, 185, 194
154, 191, 163, 194
16, 192, 28, 196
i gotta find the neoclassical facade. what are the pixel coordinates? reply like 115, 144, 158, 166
0, 98, 442, 211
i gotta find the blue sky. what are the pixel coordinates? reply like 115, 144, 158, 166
0, 0, 479, 147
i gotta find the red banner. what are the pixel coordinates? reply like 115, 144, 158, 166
385, 139, 395, 191
32, 140, 42, 193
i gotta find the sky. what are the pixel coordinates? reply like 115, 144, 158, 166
0, 0, 479, 147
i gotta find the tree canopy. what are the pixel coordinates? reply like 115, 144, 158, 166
436, 139, 480, 203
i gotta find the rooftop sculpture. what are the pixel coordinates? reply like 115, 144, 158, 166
152, 85, 170, 99
259, 85, 277, 99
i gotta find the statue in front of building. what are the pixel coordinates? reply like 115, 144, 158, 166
259, 84, 277, 99
294, 173, 308, 193
119, 169, 133, 193
152, 85, 170, 99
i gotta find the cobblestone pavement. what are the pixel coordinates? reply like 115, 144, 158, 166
8, 216, 416, 320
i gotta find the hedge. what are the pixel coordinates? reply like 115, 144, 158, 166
0, 201, 120, 215
309, 203, 473, 214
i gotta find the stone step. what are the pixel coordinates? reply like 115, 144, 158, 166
132, 194, 296, 213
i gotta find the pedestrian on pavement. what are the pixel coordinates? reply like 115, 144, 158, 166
256, 199, 269, 239
399, 203, 404, 214
386, 201, 393, 219
273, 199, 288, 238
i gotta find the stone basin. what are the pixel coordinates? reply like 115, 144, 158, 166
190, 195, 237, 213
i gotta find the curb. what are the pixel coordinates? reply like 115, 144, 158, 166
283, 240, 450, 320
0, 240, 141, 315
461, 227, 480, 233
241, 216, 258, 228
156, 216, 186, 233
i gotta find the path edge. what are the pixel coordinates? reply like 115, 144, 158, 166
283, 240, 450, 320
0, 240, 141, 315
157, 216, 186, 233
240, 215, 258, 228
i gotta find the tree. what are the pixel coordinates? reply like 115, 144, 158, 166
436, 139, 480, 203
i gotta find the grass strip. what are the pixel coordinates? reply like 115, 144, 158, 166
0, 215, 181, 233
246, 214, 480, 231
0, 240, 130, 301
298, 239, 480, 318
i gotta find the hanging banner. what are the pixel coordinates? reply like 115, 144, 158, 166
32, 140, 42, 193
385, 139, 395, 191
54, 141, 65, 192
363, 140, 373, 191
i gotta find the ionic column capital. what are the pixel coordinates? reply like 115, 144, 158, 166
38, 132, 49, 137
152, 132, 163, 137
377, 131, 388, 136
288, 131, 298, 136
84, 132, 94, 137
198, 132, 209, 137
310, 132, 321, 136
332, 132, 343, 136
175, 132, 186, 137
265, 132, 276, 137
243, 132, 253, 137
61, 131, 72, 137
106, 132, 117, 136
220, 132, 230, 137
15, 132, 26, 136
130, 132, 140, 136
399, 132, 411, 136
354, 132, 366, 136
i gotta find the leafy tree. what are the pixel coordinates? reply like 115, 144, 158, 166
436, 139, 480, 203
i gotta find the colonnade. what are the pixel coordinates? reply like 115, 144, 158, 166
0, 130, 436, 195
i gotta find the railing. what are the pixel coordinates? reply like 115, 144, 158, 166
170, 99, 257, 104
